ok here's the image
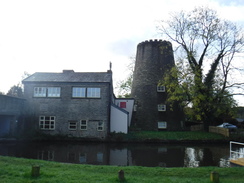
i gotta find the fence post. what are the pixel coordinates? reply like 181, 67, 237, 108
210, 171, 219, 183
118, 170, 125, 181
31, 165, 40, 177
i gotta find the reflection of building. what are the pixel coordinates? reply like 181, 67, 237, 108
131, 40, 184, 131
22, 69, 134, 139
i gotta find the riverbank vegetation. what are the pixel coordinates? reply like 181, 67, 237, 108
1, 156, 243, 183
11, 130, 244, 143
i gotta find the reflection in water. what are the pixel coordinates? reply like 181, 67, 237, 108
231, 145, 244, 159
0, 142, 230, 167
184, 148, 202, 167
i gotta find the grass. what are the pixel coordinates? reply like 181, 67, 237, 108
130, 131, 226, 140
110, 131, 229, 142
1, 156, 244, 183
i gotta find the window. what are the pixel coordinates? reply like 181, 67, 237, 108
48, 87, 61, 97
157, 86, 165, 92
80, 120, 87, 130
69, 121, 77, 130
72, 87, 86, 98
34, 87, 46, 97
39, 116, 55, 130
97, 152, 103, 163
120, 102, 126, 108
38, 151, 54, 161
87, 88, 100, 98
158, 122, 167, 129
158, 104, 166, 111
97, 121, 104, 131
79, 153, 87, 163
34, 87, 60, 97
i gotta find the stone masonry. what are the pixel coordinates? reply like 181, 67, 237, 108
131, 39, 184, 130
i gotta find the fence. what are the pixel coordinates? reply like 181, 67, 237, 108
209, 126, 229, 137
190, 124, 204, 131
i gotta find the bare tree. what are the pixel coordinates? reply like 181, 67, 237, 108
158, 6, 244, 128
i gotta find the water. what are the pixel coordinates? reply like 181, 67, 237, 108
0, 142, 230, 167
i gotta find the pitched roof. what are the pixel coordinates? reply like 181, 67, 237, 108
23, 70, 113, 83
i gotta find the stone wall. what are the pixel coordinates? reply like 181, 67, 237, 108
24, 82, 111, 139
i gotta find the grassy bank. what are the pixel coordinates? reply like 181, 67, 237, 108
10, 130, 243, 143
0, 156, 243, 183
110, 131, 230, 142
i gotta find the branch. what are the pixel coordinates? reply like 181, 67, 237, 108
225, 82, 244, 88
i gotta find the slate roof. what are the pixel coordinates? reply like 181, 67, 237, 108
22, 70, 113, 83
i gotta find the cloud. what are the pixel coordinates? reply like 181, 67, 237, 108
0, 0, 243, 106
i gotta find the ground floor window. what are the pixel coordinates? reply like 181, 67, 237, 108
97, 121, 104, 131
68, 121, 77, 130
158, 121, 167, 129
39, 116, 55, 130
80, 120, 87, 130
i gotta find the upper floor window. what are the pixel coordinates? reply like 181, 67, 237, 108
48, 87, 61, 97
157, 86, 165, 92
34, 87, 60, 97
39, 116, 55, 130
87, 88, 100, 98
158, 104, 166, 111
120, 102, 126, 108
72, 87, 86, 98
34, 87, 46, 97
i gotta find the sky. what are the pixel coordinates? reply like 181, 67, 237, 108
0, 0, 244, 105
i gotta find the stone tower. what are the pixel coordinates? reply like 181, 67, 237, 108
131, 39, 183, 131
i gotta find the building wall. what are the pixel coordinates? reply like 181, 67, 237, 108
114, 99, 134, 126
110, 104, 128, 133
0, 95, 26, 136
24, 82, 111, 139
131, 40, 184, 131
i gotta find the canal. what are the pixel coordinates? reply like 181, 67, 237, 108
0, 142, 230, 167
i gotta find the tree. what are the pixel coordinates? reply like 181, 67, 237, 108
7, 85, 23, 97
158, 6, 244, 129
6, 71, 31, 98
116, 57, 135, 98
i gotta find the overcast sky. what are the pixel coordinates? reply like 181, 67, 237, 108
0, 0, 244, 105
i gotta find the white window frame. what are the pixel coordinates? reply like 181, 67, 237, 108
39, 116, 55, 130
34, 87, 46, 97
97, 152, 103, 162
68, 121, 77, 130
97, 121, 104, 131
157, 86, 165, 92
158, 121, 167, 129
47, 87, 61, 97
79, 153, 87, 163
72, 87, 86, 98
80, 120, 87, 130
158, 104, 166, 111
87, 88, 101, 98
